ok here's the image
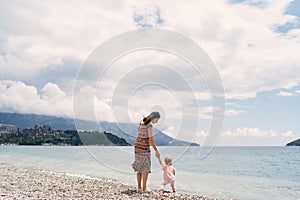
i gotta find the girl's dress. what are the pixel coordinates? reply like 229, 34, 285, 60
160, 164, 176, 192
132, 123, 152, 173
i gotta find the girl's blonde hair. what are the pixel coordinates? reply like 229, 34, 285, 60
164, 155, 172, 165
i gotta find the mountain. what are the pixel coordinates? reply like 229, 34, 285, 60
79, 131, 131, 146
0, 112, 199, 146
99, 121, 199, 146
0, 112, 76, 130
286, 138, 300, 146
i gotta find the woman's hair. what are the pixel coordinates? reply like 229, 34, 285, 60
165, 155, 172, 165
142, 111, 160, 126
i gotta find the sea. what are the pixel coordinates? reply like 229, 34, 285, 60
0, 145, 299, 200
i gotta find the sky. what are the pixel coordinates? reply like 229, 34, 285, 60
0, 0, 300, 146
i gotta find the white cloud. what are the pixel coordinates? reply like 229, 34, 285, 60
160, 0, 300, 97
133, 6, 164, 28
0, 80, 117, 122
222, 127, 293, 137
1, 0, 300, 121
1, 1, 299, 95
198, 106, 223, 119
42, 83, 66, 100
194, 92, 211, 101
226, 102, 256, 109
296, 90, 300, 94
194, 127, 296, 146
225, 92, 257, 100
199, 106, 214, 114
1, 0, 299, 148
282, 131, 294, 137
0, 0, 135, 79
0, 80, 73, 117
277, 91, 294, 97
195, 130, 209, 137
219, 127, 296, 146
161, 126, 175, 137
225, 109, 242, 116
94, 96, 114, 122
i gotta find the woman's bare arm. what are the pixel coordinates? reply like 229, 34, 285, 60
148, 127, 160, 158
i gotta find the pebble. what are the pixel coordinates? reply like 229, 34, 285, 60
0, 165, 221, 200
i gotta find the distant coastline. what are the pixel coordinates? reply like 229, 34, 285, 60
0, 124, 131, 146
286, 138, 300, 146
0, 112, 200, 146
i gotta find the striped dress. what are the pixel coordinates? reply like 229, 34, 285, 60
132, 123, 152, 173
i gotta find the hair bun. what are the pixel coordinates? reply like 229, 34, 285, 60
149, 111, 160, 119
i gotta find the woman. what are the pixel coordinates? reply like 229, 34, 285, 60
132, 111, 161, 191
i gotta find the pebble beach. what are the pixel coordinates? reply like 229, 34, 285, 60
0, 165, 219, 200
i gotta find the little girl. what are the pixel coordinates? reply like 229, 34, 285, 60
158, 155, 176, 193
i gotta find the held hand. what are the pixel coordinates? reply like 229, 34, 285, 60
155, 151, 160, 158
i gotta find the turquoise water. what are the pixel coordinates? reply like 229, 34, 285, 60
0, 146, 299, 200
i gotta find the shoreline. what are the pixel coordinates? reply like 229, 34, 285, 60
0, 164, 220, 200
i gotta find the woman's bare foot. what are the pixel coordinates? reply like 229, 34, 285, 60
142, 188, 151, 193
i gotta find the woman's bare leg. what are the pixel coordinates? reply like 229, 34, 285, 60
142, 172, 149, 191
137, 173, 142, 190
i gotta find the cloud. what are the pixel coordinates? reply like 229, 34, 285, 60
222, 127, 294, 137
133, 6, 164, 28
197, 106, 242, 118
277, 91, 295, 97
225, 109, 242, 116
0, 80, 73, 117
195, 130, 209, 137
0, 80, 117, 122
198, 106, 220, 119
159, 0, 300, 97
42, 83, 66, 99
224, 127, 275, 137
225, 92, 257, 100
219, 127, 296, 146
1, 1, 299, 97
194, 127, 296, 146
0, 0, 135, 80
194, 127, 295, 139
282, 131, 294, 137
161, 126, 175, 137
1, 0, 300, 122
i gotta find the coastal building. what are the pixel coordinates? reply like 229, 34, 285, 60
0, 123, 19, 135
34, 124, 51, 132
